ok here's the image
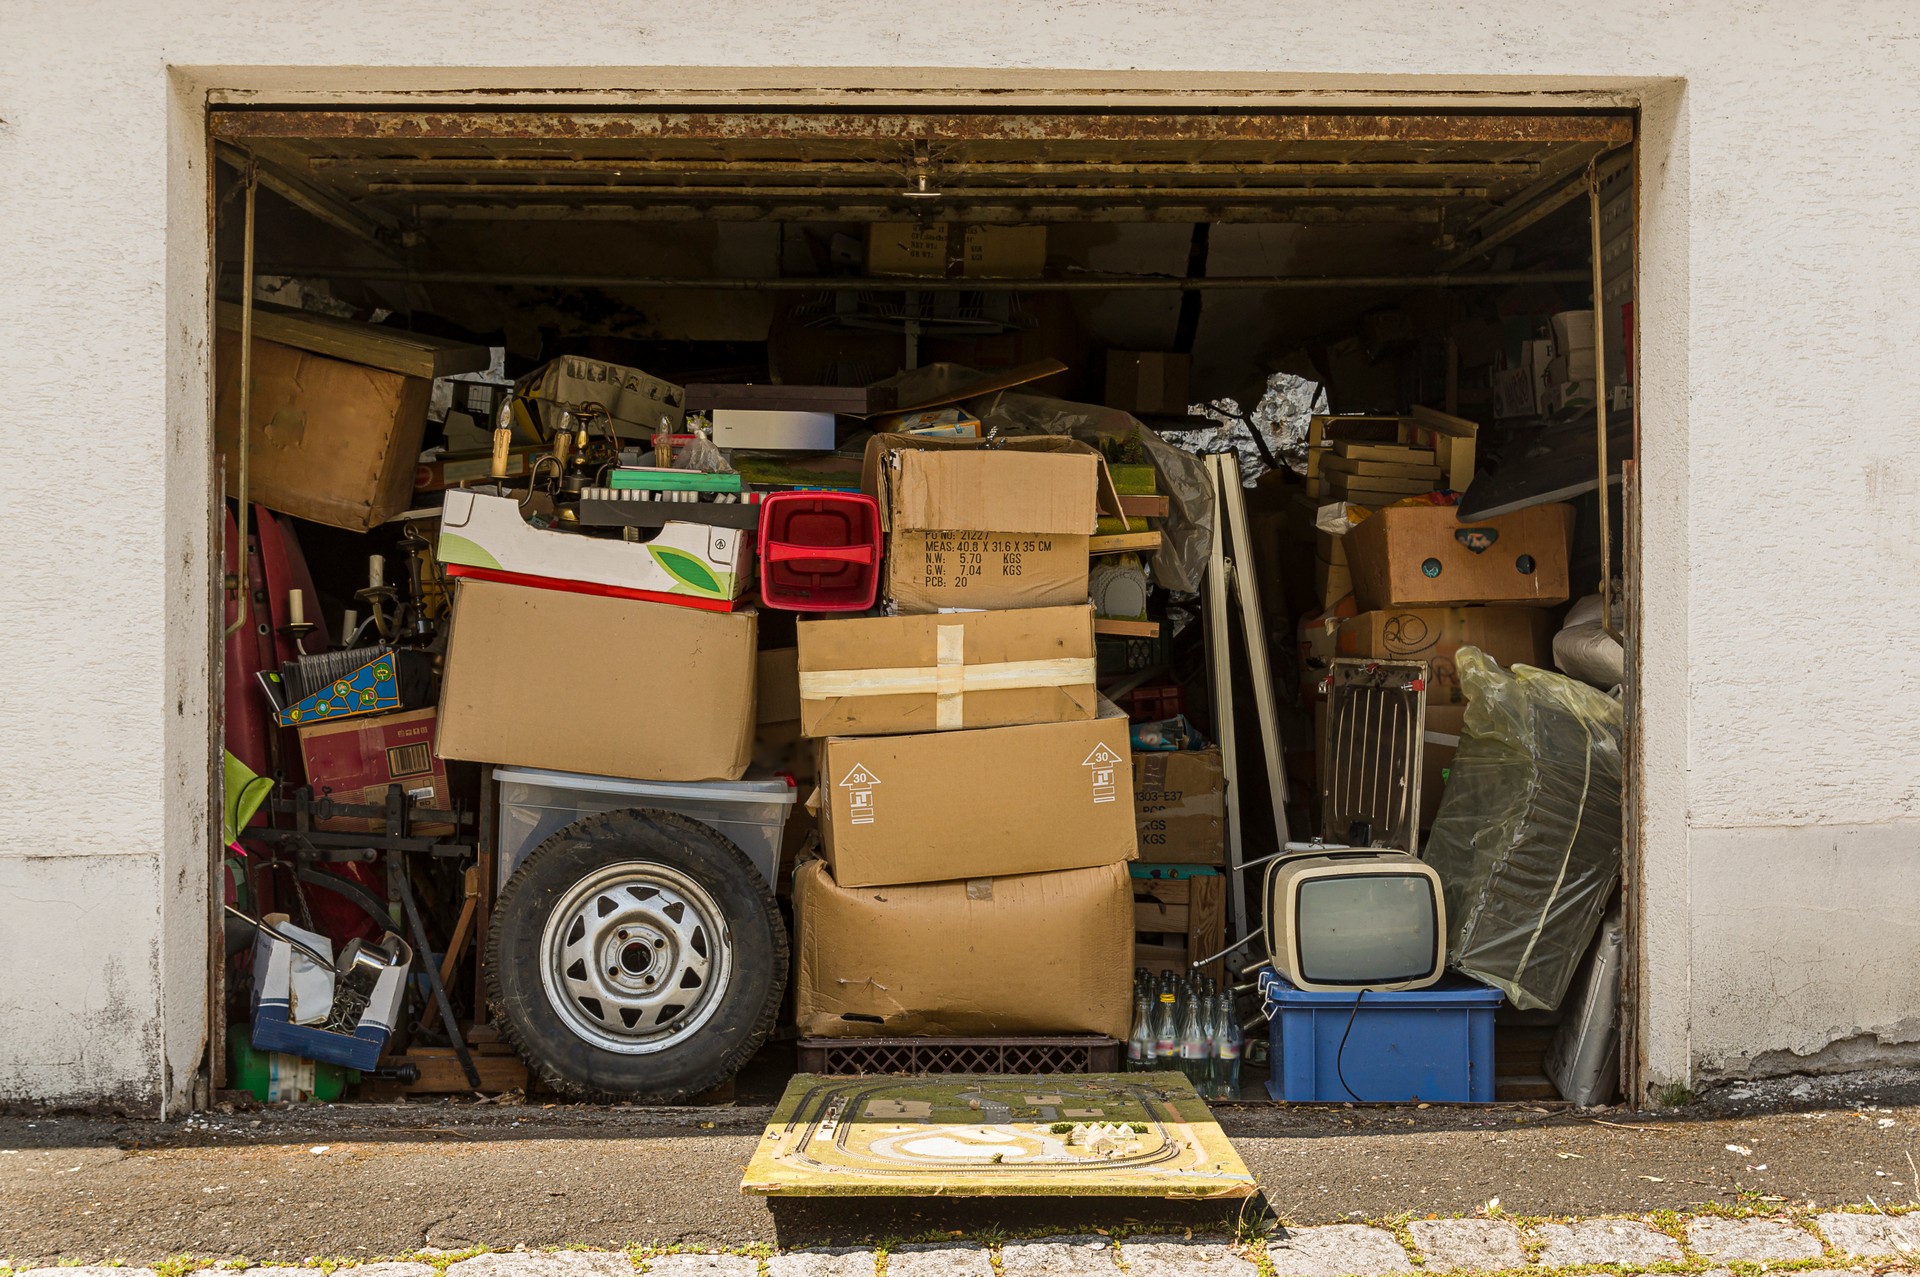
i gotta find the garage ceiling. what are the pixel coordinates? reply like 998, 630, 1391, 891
210, 110, 1631, 241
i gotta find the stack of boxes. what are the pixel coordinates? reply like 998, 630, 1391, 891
792, 435, 1141, 1042
1300, 409, 1576, 829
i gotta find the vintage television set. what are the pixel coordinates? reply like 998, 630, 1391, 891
1263, 848, 1447, 992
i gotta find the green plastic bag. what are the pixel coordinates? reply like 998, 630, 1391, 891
1424, 647, 1625, 1011
223, 751, 273, 847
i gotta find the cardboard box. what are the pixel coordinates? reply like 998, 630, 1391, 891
864, 434, 1121, 614
297, 707, 451, 834
214, 330, 431, 532
1332, 606, 1558, 705
1105, 352, 1193, 416
961, 224, 1047, 278
867, 223, 949, 276
814, 701, 1138, 887
1346, 502, 1574, 610
752, 647, 813, 785
436, 489, 750, 608
513, 355, 685, 438
1325, 469, 1438, 498
1406, 406, 1480, 492
438, 579, 757, 782
797, 604, 1097, 737
1551, 309, 1596, 357
793, 858, 1132, 1038
1131, 749, 1225, 865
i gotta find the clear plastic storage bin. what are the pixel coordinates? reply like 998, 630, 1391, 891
494, 766, 798, 891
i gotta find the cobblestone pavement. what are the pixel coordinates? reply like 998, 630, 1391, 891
9, 1211, 1918, 1277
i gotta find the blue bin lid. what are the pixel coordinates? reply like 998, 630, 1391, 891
1258, 967, 1506, 1008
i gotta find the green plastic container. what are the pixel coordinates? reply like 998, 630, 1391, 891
227, 1024, 357, 1103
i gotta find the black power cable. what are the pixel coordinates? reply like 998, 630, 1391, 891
1335, 988, 1367, 1102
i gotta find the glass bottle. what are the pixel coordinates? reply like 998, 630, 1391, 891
1212, 992, 1244, 1101
1178, 996, 1212, 1092
1127, 992, 1155, 1071
1152, 991, 1180, 1066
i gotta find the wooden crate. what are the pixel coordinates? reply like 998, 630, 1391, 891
1132, 871, 1226, 983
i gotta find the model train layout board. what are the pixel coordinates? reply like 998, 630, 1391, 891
740, 1072, 1255, 1198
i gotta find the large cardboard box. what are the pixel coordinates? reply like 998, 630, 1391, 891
961, 225, 1047, 278
793, 858, 1133, 1039
438, 580, 757, 782
296, 707, 451, 834
1105, 352, 1193, 416
214, 330, 432, 532
1131, 749, 1225, 865
864, 434, 1122, 613
1346, 502, 1574, 610
815, 702, 1138, 887
1333, 606, 1557, 706
797, 604, 1097, 737
867, 223, 949, 276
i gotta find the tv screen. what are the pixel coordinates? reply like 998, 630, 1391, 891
1296, 873, 1439, 985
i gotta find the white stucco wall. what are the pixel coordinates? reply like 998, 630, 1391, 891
3, 1, 1917, 1111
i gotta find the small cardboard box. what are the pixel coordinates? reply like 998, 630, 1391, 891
793, 858, 1133, 1038
868, 223, 949, 276
1346, 503, 1574, 610
961, 225, 1047, 278
864, 434, 1122, 613
296, 707, 451, 834
1131, 748, 1225, 865
1105, 352, 1193, 416
797, 604, 1097, 737
814, 701, 1138, 887
438, 579, 757, 782
1333, 606, 1558, 705
437, 488, 750, 608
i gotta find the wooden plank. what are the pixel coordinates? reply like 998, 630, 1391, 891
1090, 531, 1162, 555
216, 301, 491, 379
384, 1048, 527, 1094
1133, 901, 1193, 932
1324, 470, 1438, 496
1204, 454, 1248, 937
1187, 874, 1227, 983
1094, 617, 1160, 638
1117, 494, 1170, 518
1331, 440, 1435, 464
1133, 878, 1191, 906
1133, 942, 1190, 977
437, 865, 481, 991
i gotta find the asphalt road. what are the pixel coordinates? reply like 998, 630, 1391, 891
3, 1072, 1918, 1267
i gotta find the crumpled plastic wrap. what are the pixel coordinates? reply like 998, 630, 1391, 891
971, 391, 1214, 593
1423, 646, 1625, 1011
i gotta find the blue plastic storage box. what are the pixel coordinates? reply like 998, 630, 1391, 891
1259, 969, 1503, 1103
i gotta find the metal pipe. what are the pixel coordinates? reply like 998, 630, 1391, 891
1589, 160, 1623, 646
242, 264, 1588, 292
223, 159, 257, 640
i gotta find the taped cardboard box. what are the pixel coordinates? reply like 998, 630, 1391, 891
863, 434, 1123, 613
1332, 606, 1557, 705
438, 579, 756, 782
794, 858, 1133, 1039
1346, 502, 1573, 610
1131, 748, 1225, 865
797, 604, 1097, 737
814, 700, 1138, 887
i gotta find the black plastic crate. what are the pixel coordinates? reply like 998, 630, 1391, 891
796, 1036, 1123, 1076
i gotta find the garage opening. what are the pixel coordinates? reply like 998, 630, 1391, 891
206, 105, 1638, 1115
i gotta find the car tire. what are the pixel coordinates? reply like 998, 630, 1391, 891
487, 807, 787, 1102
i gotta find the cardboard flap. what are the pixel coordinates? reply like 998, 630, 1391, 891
862, 434, 1122, 533
217, 301, 489, 379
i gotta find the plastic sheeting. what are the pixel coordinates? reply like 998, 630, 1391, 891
972, 391, 1214, 593
1423, 647, 1625, 1012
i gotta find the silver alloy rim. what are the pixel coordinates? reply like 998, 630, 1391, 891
537, 862, 733, 1054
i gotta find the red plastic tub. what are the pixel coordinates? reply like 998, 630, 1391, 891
757, 491, 883, 612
